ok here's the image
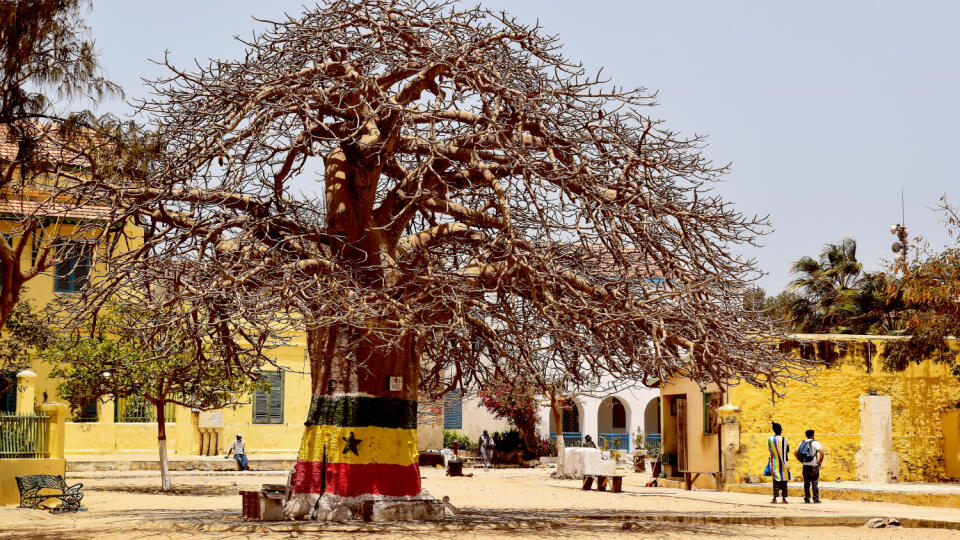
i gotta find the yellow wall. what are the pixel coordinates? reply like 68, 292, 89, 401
54, 338, 313, 456
0, 458, 67, 506
665, 336, 960, 483
944, 409, 960, 479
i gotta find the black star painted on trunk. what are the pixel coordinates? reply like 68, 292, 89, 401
342, 431, 363, 456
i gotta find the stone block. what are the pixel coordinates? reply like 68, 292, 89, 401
560, 447, 616, 477
260, 493, 285, 521
359, 499, 445, 521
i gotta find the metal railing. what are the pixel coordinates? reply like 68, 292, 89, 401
0, 413, 50, 459
598, 433, 630, 452
114, 396, 176, 423
645, 433, 662, 452
549, 432, 583, 447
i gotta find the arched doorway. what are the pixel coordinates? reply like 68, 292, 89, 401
598, 396, 630, 451
643, 397, 661, 452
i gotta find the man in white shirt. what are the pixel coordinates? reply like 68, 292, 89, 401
226, 434, 249, 471
478, 430, 493, 469
794, 429, 824, 503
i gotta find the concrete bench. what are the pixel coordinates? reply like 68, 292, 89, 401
580, 450, 622, 493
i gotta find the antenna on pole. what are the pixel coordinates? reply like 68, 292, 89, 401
901, 187, 905, 226
890, 187, 908, 270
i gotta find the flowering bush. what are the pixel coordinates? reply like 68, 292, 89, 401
478, 380, 540, 454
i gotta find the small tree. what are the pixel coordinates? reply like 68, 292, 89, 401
886, 199, 960, 377
48, 301, 262, 490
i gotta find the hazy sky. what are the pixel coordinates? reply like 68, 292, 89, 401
81, 1, 959, 292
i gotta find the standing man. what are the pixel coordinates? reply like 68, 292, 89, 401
226, 433, 249, 471
795, 429, 824, 503
478, 430, 493, 469
768, 422, 790, 504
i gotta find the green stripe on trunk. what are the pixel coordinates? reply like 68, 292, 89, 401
304, 395, 418, 429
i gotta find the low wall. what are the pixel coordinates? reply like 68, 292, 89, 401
0, 458, 67, 506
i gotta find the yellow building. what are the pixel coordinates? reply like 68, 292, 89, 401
660, 334, 960, 487
0, 169, 443, 462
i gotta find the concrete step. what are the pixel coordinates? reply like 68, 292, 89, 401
67, 458, 297, 472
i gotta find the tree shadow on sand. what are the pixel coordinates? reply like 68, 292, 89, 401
54, 507, 759, 538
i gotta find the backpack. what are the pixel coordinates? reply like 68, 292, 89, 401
797, 439, 817, 463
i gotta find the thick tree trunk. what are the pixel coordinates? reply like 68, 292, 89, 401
550, 394, 567, 476
156, 402, 172, 491
285, 326, 422, 520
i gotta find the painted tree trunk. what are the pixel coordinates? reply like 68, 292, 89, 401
156, 402, 172, 491
285, 326, 422, 519
550, 396, 567, 476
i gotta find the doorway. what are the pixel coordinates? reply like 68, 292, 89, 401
676, 396, 687, 472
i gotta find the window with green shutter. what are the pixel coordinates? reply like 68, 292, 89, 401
0, 371, 16, 413
703, 391, 722, 435
54, 242, 91, 293
253, 371, 284, 424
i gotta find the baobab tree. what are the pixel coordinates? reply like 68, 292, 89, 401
65, 0, 797, 519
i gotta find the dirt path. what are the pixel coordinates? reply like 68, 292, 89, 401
1, 468, 958, 538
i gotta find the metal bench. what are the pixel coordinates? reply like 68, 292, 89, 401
15, 474, 84, 510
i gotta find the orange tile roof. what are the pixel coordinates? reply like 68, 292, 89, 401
0, 123, 90, 168
0, 197, 110, 221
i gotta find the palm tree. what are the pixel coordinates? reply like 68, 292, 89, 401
788, 238, 865, 333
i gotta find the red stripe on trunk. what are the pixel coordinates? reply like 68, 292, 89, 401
292, 460, 422, 497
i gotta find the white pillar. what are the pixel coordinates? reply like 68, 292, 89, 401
539, 404, 551, 436
626, 397, 642, 452
856, 394, 899, 483
581, 397, 599, 442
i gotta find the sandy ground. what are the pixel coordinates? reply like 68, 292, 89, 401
2, 467, 960, 539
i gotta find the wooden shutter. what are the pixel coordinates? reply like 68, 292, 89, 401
74, 248, 91, 290
55, 243, 82, 292
54, 255, 73, 292
253, 371, 283, 424
443, 390, 463, 429
267, 372, 283, 424
0, 372, 16, 413
253, 379, 269, 424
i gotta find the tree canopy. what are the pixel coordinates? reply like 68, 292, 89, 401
777, 238, 902, 334
0, 0, 121, 329
63, 0, 795, 395
48, 300, 261, 490
885, 200, 960, 377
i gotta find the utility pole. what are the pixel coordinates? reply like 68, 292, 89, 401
890, 189, 908, 271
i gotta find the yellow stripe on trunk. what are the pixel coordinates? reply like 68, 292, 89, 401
297, 424, 419, 466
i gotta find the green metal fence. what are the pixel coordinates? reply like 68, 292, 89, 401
114, 396, 176, 423
0, 413, 50, 459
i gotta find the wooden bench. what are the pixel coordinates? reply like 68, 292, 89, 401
581, 475, 624, 493
15, 474, 84, 510
680, 471, 722, 491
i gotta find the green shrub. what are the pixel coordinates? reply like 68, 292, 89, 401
493, 428, 523, 452
443, 430, 475, 452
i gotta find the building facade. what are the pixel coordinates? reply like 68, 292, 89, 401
660, 335, 960, 486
